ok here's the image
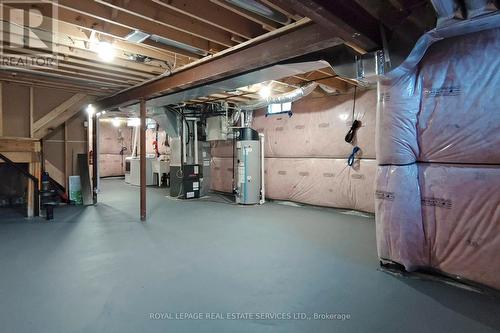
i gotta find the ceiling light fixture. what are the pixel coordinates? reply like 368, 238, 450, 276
259, 84, 272, 99
86, 104, 95, 116
96, 41, 115, 62
112, 118, 121, 127
127, 118, 141, 127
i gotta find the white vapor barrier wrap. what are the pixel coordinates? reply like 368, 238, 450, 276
377, 27, 500, 165
265, 158, 376, 213
210, 90, 377, 213
376, 19, 500, 290
375, 164, 426, 270
253, 90, 376, 159
376, 74, 421, 165
420, 164, 500, 290
376, 163, 500, 289
211, 157, 376, 213
417, 29, 500, 163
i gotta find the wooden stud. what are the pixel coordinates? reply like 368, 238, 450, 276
64, 122, 68, 190
0, 82, 2, 137
29, 87, 34, 138
139, 98, 146, 221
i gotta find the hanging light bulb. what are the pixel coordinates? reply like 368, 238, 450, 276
96, 41, 116, 62
86, 104, 95, 116
259, 84, 271, 99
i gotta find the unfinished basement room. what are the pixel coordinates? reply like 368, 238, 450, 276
0, 0, 499, 332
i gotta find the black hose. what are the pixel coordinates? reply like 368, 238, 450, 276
345, 119, 362, 143
345, 86, 360, 143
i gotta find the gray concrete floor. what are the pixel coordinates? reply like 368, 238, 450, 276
0, 178, 499, 333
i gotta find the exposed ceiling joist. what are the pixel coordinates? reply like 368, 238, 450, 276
268, 0, 382, 52
210, 0, 284, 31
52, 0, 222, 56
96, 23, 344, 110
151, 0, 266, 40
259, 0, 302, 22
0, 74, 110, 96
96, 0, 236, 48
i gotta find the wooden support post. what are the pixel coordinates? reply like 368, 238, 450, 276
92, 112, 98, 205
140, 98, 146, 221
29, 87, 34, 138
64, 122, 68, 190
0, 82, 3, 137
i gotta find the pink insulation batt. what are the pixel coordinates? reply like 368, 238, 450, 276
210, 89, 378, 213
376, 26, 500, 290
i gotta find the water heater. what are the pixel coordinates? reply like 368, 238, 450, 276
234, 128, 264, 205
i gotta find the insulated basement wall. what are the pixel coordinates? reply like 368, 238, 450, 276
99, 122, 169, 177
99, 122, 133, 177
376, 27, 500, 290
211, 89, 377, 213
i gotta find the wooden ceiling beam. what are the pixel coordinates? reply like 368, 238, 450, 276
210, 0, 283, 31
151, 0, 265, 40
268, 0, 382, 52
96, 0, 236, 48
96, 23, 344, 110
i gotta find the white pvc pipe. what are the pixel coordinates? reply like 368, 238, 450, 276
132, 125, 139, 158
193, 120, 199, 165
182, 121, 187, 163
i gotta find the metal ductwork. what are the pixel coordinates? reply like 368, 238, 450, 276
120, 61, 329, 113
149, 34, 208, 57
149, 107, 181, 137
275, 44, 388, 85
239, 82, 318, 110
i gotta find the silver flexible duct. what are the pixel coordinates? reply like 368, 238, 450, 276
240, 82, 318, 111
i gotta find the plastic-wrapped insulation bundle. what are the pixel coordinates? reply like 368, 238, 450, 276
375, 13, 500, 290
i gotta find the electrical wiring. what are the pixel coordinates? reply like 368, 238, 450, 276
347, 146, 361, 166
344, 86, 361, 143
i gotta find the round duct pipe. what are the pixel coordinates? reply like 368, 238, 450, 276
240, 82, 318, 111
